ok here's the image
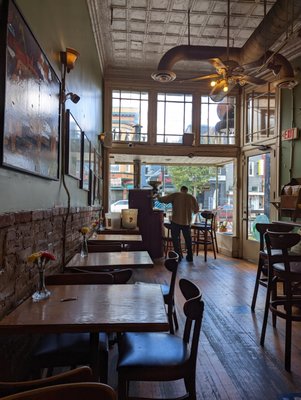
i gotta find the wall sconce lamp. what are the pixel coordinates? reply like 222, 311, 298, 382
60, 47, 80, 73
99, 132, 106, 143
64, 92, 80, 104
98, 132, 113, 148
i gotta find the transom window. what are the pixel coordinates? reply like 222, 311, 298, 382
157, 93, 192, 144
200, 96, 236, 145
246, 88, 275, 143
112, 90, 148, 142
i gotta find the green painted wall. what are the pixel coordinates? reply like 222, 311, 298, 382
280, 57, 301, 187
0, 0, 103, 212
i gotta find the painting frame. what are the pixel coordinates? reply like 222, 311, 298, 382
65, 110, 81, 180
80, 132, 90, 191
95, 150, 102, 179
1, 0, 60, 180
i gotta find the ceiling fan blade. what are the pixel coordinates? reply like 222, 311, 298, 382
240, 75, 266, 85
179, 73, 219, 83
209, 81, 236, 103
209, 58, 227, 70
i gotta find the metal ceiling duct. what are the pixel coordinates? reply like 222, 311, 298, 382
152, 0, 301, 86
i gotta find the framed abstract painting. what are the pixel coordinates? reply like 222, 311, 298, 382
65, 110, 81, 180
1, 0, 60, 179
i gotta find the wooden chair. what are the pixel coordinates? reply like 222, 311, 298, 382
251, 222, 294, 311
161, 250, 180, 334
0, 367, 93, 397
192, 211, 217, 261
117, 278, 204, 400
31, 273, 112, 382
68, 268, 133, 284
0, 382, 116, 400
260, 231, 301, 371
163, 222, 173, 258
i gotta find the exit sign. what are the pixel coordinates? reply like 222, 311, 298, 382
282, 127, 298, 141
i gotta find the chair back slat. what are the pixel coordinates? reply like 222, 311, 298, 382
256, 223, 294, 251
179, 279, 204, 369
0, 367, 93, 397
0, 382, 116, 400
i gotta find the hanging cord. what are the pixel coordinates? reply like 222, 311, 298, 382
188, 7, 191, 46
60, 64, 71, 271
288, 86, 296, 180
226, 0, 230, 61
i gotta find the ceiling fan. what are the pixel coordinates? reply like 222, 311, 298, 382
181, 0, 267, 102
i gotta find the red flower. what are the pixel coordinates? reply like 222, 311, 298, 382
40, 251, 56, 261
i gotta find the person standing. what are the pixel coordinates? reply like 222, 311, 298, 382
157, 186, 199, 262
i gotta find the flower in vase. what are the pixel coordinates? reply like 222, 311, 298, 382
28, 251, 56, 269
92, 221, 98, 229
79, 228, 89, 257
27, 251, 56, 302
79, 227, 90, 235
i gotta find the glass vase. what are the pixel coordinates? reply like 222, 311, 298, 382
80, 234, 89, 257
32, 268, 51, 302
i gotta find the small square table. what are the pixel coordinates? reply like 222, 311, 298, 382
64, 250, 154, 271
0, 283, 169, 380
88, 234, 142, 250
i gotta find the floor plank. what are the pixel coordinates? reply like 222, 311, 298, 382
107, 252, 301, 399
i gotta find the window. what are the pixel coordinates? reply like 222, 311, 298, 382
110, 165, 120, 173
208, 163, 234, 233
200, 96, 236, 144
157, 93, 192, 143
249, 162, 255, 177
112, 90, 148, 142
109, 163, 134, 207
246, 88, 275, 143
247, 153, 271, 240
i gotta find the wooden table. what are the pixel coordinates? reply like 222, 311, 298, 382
88, 234, 142, 250
65, 250, 154, 271
99, 228, 140, 234
0, 283, 168, 380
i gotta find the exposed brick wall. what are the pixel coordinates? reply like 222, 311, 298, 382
0, 205, 100, 380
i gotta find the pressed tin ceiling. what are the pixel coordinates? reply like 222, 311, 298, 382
86, 0, 301, 74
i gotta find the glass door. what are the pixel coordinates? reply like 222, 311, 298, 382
242, 149, 276, 262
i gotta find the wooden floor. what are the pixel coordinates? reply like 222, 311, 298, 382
107, 252, 301, 400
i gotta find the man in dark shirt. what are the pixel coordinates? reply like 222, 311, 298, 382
157, 186, 199, 262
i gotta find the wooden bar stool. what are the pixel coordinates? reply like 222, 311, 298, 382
192, 211, 217, 262
260, 230, 301, 371
251, 222, 294, 312
163, 222, 183, 259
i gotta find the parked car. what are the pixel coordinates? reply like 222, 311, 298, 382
110, 199, 129, 212
217, 204, 233, 218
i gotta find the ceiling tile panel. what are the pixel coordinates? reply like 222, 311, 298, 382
151, 0, 170, 11
112, 20, 127, 30
111, 31, 127, 41
111, 0, 127, 6
150, 11, 168, 22
192, 1, 212, 13
169, 13, 186, 24
148, 23, 166, 34
130, 0, 148, 7
130, 10, 147, 20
